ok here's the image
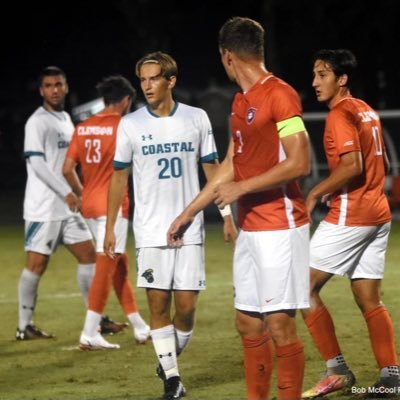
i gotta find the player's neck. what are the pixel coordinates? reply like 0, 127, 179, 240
43, 102, 64, 113
328, 88, 351, 109
102, 104, 123, 116
236, 62, 269, 93
148, 98, 176, 117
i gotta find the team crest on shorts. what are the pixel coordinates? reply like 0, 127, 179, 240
246, 107, 257, 124
141, 268, 154, 283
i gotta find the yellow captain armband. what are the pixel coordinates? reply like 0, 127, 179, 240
277, 116, 306, 138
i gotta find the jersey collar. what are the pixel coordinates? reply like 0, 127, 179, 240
146, 102, 179, 118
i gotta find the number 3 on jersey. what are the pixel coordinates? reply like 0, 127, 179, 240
158, 157, 182, 179
85, 139, 101, 163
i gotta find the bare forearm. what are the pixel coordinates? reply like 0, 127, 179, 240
309, 152, 363, 200
63, 170, 83, 197
240, 157, 308, 195
106, 170, 128, 231
310, 167, 359, 200
190, 157, 234, 216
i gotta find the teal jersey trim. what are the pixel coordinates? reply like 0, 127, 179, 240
200, 152, 219, 163
146, 102, 179, 118
24, 151, 44, 158
113, 160, 131, 170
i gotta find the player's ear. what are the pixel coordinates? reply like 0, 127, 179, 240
168, 76, 177, 89
338, 74, 348, 87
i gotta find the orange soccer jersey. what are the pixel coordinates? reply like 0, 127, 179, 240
231, 74, 309, 231
323, 97, 391, 226
67, 112, 129, 218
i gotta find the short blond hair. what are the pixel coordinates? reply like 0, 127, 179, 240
135, 51, 178, 80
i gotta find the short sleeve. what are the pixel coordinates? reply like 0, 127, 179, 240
270, 83, 303, 124
24, 116, 46, 157
198, 109, 218, 163
327, 109, 361, 156
113, 118, 133, 169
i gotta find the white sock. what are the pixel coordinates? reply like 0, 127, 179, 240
128, 312, 148, 331
18, 268, 40, 330
381, 366, 400, 378
175, 328, 193, 356
76, 263, 95, 306
82, 310, 102, 337
327, 354, 348, 374
151, 324, 179, 379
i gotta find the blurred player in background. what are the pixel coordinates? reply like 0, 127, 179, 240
168, 17, 311, 400
104, 52, 237, 400
63, 75, 150, 350
301, 49, 399, 399
17, 66, 96, 340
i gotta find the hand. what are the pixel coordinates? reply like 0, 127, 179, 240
64, 192, 80, 212
321, 193, 331, 206
104, 229, 117, 259
305, 191, 318, 221
167, 212, 195, 247
223, 215, 238, 243
214, 182, 243, 209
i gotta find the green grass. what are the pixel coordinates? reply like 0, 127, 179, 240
0, 222, 399, 400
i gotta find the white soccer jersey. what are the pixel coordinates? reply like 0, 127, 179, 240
114, 102, 218, 248
23, 106, 75, 221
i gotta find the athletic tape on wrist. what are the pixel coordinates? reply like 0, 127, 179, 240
219, 204, 232, 217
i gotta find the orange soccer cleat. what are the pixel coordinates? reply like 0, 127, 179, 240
302, 370, 356, 398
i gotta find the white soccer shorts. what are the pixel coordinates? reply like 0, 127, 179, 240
24, 214, 93, 255
310, 220, 391, 279
136, 245, 205, 291
233, 224, 310, 313
85, 216, 128, 254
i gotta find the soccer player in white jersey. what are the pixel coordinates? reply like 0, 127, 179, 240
17, 66, 97, 340
104, 52, 237, 400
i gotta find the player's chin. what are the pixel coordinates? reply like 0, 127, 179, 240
145, 95, 156, 105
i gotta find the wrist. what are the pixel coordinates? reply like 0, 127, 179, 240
219, 204, 232, 217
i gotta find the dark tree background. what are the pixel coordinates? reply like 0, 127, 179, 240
1, 0, 399, 220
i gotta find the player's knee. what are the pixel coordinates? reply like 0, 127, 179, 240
26, 262, 47, 275
175, 308, 196, 327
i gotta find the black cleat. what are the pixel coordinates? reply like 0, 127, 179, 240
162, 376, 186, 400
16, 324, 55, 340
99, 315, 129, 335
358, 376, 400, 398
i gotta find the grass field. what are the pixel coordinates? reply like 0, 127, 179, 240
0, 222, 399, 400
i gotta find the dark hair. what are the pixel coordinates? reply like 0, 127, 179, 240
313, 49, 357, 84
218, 17, 265, 60
135, 51, 178, 80
96, 75, 136, 105
38, 66, 66, 86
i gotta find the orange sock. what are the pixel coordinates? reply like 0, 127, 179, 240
113, 253, 138, 314
88, 255, 116, 313
242, 333, 274, 400
276, 340, 304, 400
304, 306, 341, 360
364, 306, 398, 368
